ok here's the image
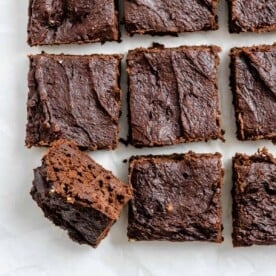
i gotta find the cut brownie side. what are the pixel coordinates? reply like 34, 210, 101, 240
30, 140, 132, 248
128, 152, 223, 242
26, 53, 122, 150
28, 0, 120, 46
127, 44, 223, 147
228, 0, 276, 33
124, 0, 219, 35
232, 148, 276, 247
230, 45, 276, 142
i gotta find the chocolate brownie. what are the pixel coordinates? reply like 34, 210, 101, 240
230, 45, 276, 143
228, 0, 276, 33
124, 0, 219, 35
26, 53, 123, 150
128, 152, 223, 242
30, 140, 132, 248
28, 0, 120, 46
232, 148, 276, 247
127, 44, 223, 147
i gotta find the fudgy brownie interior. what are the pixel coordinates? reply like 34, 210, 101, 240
31, 140, 132, 248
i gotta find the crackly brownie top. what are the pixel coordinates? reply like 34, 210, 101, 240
38, 140, 132, 220
26, 53, 122, 150
232, 148, 276, 246
128, 152, 223, 241
127, 45, 222, 146
231, 45, 276, 141
125, 0, 218, 34
28, 0, 119, 46
230, 0, 276, 32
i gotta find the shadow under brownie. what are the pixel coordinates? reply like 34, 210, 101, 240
26, 53, 123, 150
28, 0, 120, 46
31, 140, 132, 248
124, 0, 219, 35
230, 44, 276, 143
232, 148, 276, 247
127, 44, 223, 147
128, 152, 223, 243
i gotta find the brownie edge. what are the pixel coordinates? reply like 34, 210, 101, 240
31, 140, 132, 248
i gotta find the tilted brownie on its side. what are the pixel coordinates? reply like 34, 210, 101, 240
28, 0, 120, 46
31, 140, 132, 248
26, 53, 122, 150
124, 0, 219, 35
230, 44, 276, 143
127, 44, 223, 147
232, 148, 276, 247
228, 0, 276, 33
128, 152, 223, 242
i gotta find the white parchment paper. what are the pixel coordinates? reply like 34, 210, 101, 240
0, 1, 275, 275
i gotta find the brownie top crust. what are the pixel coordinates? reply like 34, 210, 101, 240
229, 0, 276, 33
230, 44, 276, 142
28, 0, 119, 46
26, 53, 122, 150
125, 0, 219, 35
39, 140, 132, 220
127, 45, 222, 147
232, 148, 276, 246
128, 152, 223, 242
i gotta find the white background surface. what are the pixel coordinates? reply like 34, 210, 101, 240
0, 1, 275, 275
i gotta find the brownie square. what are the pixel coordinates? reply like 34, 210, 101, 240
228, 0, 276, 33
230, 45, 276, 142
26, 53, 122, 150
28, 0, 120, 46
127, 44, 223, 147
128, 152, 223, 242
31, 140, 132, 248
124, 0, 219, 35
232, 148, 276, 247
